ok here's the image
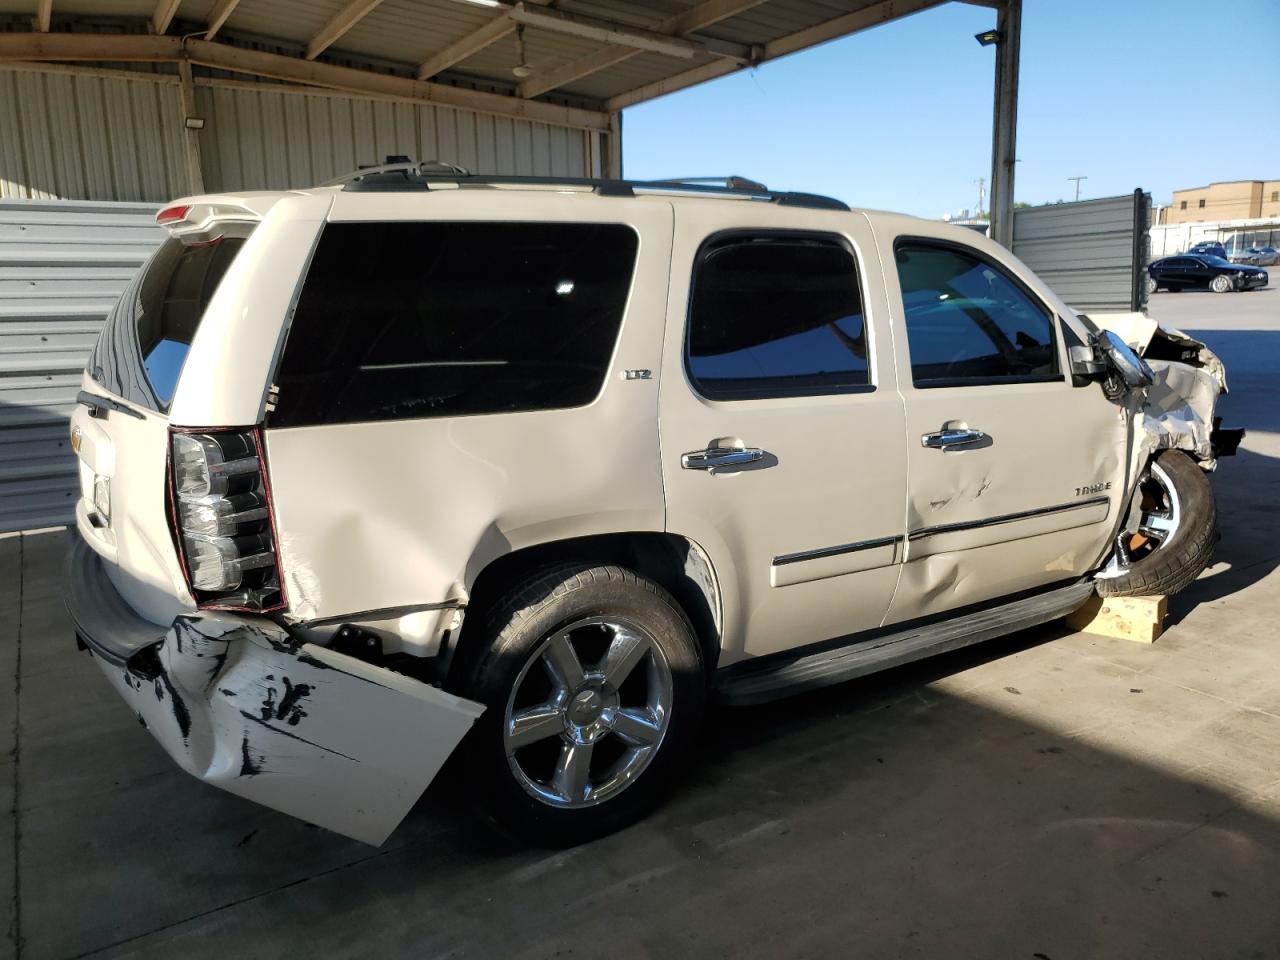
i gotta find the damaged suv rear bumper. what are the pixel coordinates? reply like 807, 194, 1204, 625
63, 538, 484, 845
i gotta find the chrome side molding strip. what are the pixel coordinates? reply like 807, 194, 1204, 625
908, 496, 1110, 542
773, 535, 902, 567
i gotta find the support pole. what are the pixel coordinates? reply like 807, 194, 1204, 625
988, 0, 1020, 248
176, 59, 205, 195
604, 110, 623, 179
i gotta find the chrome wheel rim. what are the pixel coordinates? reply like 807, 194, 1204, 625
503, 616, 673, 808
1098, 460, 1182, 578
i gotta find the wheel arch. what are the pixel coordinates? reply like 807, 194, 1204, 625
449, 532, 724, 685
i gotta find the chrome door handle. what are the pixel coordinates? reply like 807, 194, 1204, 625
921, 428, 987, 449
681, 446, 765, 470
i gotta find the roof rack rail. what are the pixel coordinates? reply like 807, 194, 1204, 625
325, 161, 849, 212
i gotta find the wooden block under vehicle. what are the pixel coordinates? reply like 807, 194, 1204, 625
1065, 594, 1168, 644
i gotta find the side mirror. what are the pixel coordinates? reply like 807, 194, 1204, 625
1096, 329, 1155, 388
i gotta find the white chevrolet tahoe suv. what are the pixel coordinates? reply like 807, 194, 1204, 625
64, 166, 1231, 847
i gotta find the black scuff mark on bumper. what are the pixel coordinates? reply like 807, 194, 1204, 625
156, 669, 193, 742
238, 710, 360, 763
261, 677, 312, 726
240, 732, 265, 777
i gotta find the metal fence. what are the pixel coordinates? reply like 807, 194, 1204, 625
0, 198, 162, 533
1011, 190, 1150, 314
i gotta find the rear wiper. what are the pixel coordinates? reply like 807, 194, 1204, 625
77, 390, 145, 420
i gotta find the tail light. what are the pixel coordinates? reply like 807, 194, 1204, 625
168, 428, 286, 612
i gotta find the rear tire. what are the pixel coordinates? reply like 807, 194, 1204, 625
1211, 274, 1234, 293
1145, 276, 1159, 295
1095, 451, 1216, 598
447, 564, 706, 846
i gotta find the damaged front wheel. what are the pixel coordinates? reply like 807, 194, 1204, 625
1095, 451, 1216, 597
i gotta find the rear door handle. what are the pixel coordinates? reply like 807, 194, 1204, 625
921, 428, 987, 449
681, 446, 765, 470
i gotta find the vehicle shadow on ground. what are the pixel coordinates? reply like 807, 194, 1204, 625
38, 615, 1279, 960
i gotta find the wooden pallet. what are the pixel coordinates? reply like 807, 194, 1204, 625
1066, 594, 1168, 644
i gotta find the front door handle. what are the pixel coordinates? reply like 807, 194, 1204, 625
921, 428, 987, 449
681, 446, 765, 470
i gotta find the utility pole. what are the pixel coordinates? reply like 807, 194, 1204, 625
1068, 175, 1088, 202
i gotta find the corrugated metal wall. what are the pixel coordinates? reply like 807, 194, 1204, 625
0, 66, 188, 202
195, 82, 596, 189
0, 198, 162, 533
0, 65, 599, 202
1011, 192, 1150, 314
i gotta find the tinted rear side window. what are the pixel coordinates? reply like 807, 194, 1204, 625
269, 222, 639, 427
895, 241, 1059, 387
89, 236, 246, 412
686, 234, 869, 400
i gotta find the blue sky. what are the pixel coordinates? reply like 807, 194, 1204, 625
622, 0, 1280, 218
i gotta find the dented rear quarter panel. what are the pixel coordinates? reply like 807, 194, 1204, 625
262, 191, 675, 625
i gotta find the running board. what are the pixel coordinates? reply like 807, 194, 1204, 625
716, 581, 1095, 706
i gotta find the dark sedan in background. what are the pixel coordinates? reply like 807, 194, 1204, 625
1147, 254, 1269, 293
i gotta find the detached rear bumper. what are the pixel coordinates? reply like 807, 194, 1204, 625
64, 538, 484, 845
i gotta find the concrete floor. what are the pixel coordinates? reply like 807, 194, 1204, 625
4, 284, 1279, 960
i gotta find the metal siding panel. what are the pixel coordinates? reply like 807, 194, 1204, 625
73, 76, 115, 201
1012, 195, 1146, 313
530, 122, 551, 177
16, 72, 57, 200
0, 73, 28, 200
0, 198, 163, 533
210, 86, 244, 191
417, 104, 441, 163
283, 94, 315, 187
350, 99, 376, 168
46, 73, 88, 201
236, 88, 269, 191
259, 91, 292, 190
329, 98, 359, 176
305, 95, 335, 184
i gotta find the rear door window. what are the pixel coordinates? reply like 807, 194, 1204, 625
894, 241, 1060, 387
88, 236, 246, 412
685, 233, 870, 400
268, 222, 639, 427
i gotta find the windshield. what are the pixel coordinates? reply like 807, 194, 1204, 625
1200, 255, 1232, 267
88, 235, 246, 412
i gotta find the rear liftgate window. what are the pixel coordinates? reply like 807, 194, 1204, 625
269, 222, 640, 427
89, 236, 246, 412
686, 234, 869, 400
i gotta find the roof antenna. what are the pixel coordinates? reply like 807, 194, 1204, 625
512, 24, 533, 79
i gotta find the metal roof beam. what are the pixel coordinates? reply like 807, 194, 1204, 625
34, 0, 52, 32
508, 5, 702, 59
519, 0, 767, 99
306, 0, 385, 60
417, 13, 516, 81
205, 0, 242, 41
607, 0, 947, 111
151, 0, 181, 35
0, 33, 611, 131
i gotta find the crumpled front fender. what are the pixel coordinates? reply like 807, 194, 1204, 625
97, 614, 483, 845
1088, 312, 1229, 467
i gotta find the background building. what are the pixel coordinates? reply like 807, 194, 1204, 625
1157, 179, 1280, 225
